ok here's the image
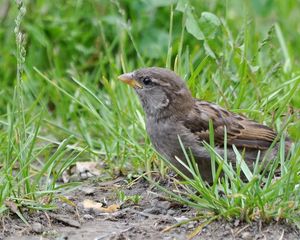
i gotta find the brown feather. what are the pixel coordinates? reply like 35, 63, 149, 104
185, 100, 277, 150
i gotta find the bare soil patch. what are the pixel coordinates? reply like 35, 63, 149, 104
1, 177, 299, 240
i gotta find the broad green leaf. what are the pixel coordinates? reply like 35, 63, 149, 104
175, 0, 188, 12
186, 11, 205, 40
199, 12, 221, 39
144, 0, 177, 8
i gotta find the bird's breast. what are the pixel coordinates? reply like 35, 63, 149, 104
145, 118, 195, 160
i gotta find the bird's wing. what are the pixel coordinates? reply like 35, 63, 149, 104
184, 100, 277, 149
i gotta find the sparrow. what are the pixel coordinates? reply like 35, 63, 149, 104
118, 67, 291, 182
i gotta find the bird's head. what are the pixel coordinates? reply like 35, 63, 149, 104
118, 67, 193, 119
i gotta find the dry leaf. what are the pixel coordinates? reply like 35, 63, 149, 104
83, 199, 103, 211
101, 204, 120, 213
76, 162, 101, 176
82, 199, 119, 213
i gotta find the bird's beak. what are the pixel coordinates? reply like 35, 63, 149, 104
118, 72, 142, 89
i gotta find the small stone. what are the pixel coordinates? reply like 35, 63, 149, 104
167, 209, 176, 215
174, 216, 189, 222
143, 207, 163, 215
31, 222, 43, 233
241, 231, 252, 240
83, 214, 94, 220
234, 219, 240, 227
157, 201, 171, 210
163, 237, 173, 240
187, 223, 195, 229
80, 187, 95, 195
80, 172, 88, 180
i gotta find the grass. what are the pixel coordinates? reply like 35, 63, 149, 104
154, 132, 300, 236
0, 0, 299, 230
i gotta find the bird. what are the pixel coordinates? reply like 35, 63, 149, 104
118, 67, 291, 182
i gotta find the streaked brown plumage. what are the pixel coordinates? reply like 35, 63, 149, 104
185, 100, 278, 150
118, 67, 291, 182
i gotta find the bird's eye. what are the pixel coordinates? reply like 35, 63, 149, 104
142, 76, 152, 85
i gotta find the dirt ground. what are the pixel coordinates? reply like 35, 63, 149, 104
1, 177, 299, 240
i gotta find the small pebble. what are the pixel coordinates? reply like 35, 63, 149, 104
156, 201, 171, 210
80, 187, 96, 195
187, 223, 195, 229
174, 216, 189, 222
31, 222, 43, 233
143, 207, 163, 215
241, 231, 252, 240
234, 219, 240, 227
167, 209, 176, 215
83, 214, 94, 220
